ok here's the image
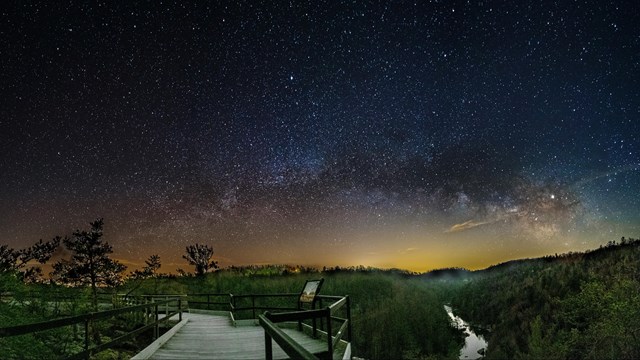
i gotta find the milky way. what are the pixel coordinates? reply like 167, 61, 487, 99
1, 1, 639, 272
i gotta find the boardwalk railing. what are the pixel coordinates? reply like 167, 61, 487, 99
115, 294, 188, 318
259, 313, 317, 360
259, 295, 352, 360
117, 293, 301, 321
0, 297, 184, 359
127, 292, 352, 359
186, 293, 230, 311
2, 292, 351, 359
231, 293, 300, 320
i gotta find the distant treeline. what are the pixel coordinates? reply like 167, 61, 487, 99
140, 264, 417, 279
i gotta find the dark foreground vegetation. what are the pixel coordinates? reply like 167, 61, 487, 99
1, 218, 638, 359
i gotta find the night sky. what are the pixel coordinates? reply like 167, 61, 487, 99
1, 1, 639, 273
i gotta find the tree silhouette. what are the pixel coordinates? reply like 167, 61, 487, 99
51, 219, 126, 311
0, 237, 61, 282
144, 254, 162, 293
132, 254, 161, 279
144, 254, 161, 274
0, 245, 18, 273
129, 254, 162, 294
183, 243, 218, 276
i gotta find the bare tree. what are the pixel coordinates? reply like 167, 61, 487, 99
183, 243, 218, 276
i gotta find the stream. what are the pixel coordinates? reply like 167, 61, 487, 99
444, 305, 488, 360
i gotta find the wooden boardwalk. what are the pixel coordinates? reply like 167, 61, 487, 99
135, 312, 329, 359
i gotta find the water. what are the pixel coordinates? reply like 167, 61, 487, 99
444, 305, 488, 360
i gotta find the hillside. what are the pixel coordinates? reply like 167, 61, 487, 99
448, 238, 640, 359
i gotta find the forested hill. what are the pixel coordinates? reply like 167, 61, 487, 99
448, 238, 640, 359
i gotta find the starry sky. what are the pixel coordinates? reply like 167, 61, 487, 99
1, 1, 639, 273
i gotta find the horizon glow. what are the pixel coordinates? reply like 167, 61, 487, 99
1, 1, 639, 274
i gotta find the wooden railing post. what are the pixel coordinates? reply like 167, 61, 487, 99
265, 331, 273, 360
264, 311, 273, 360
312, 299, 317, 338
154, 303, 159, 339
346, 295, 352, 342
326, 308, 333, 360
84, 318, 90, 354
179, 298, 183, 322
135, 297, 140, 323
252, 296, 256, 319
318, 298, 324, 331
207, 294, 211, 310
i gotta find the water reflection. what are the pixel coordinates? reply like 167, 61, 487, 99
444, 305, 487, 360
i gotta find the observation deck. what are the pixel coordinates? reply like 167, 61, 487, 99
0, 282, 352, 360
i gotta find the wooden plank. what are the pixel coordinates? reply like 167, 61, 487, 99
143, 313, 333, 360
132, 319, 189, 359
267, 308, 328, 323
259, 314, 316, 360
328, 296, 347, 312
